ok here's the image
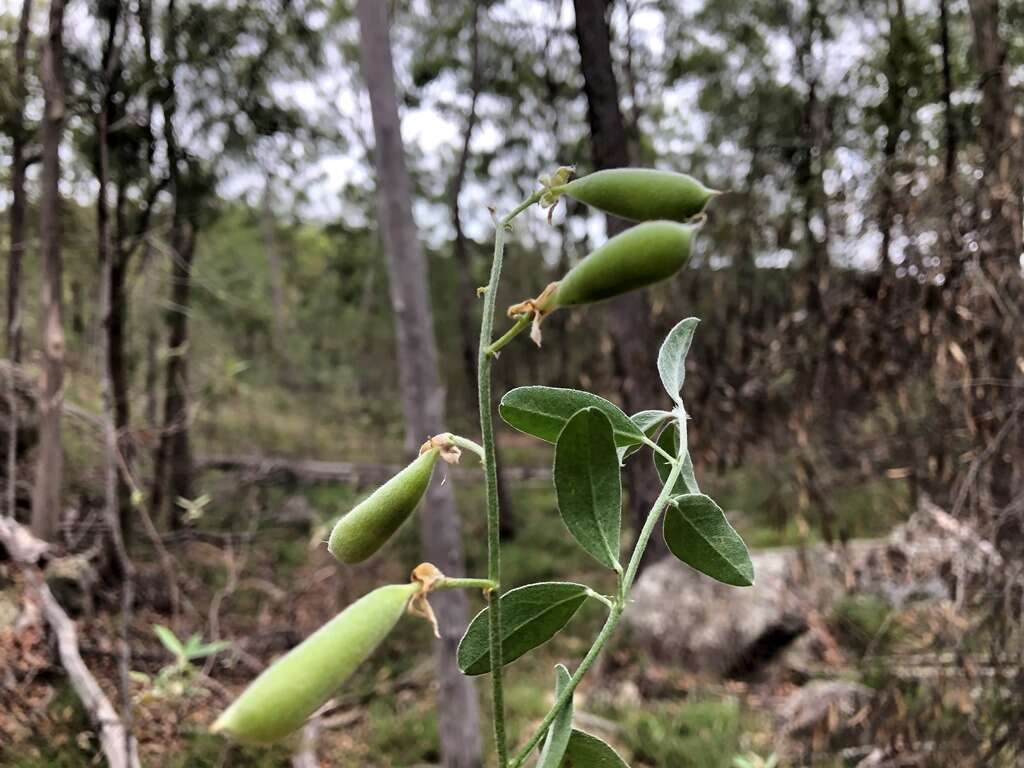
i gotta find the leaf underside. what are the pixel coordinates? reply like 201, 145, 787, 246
657, 317, 700, 405
653, 422, 700, 495
457, 582, 589, 676
537, 664, 573, 768
663, 493, 754, 587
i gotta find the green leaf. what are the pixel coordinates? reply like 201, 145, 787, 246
153, 624, 186, 660
663, 494, 754, 587
554, 409, 622, 570
559, 729, 630, 767
187, 639, 231, 660
457, 582, 589, 676
499, 387, 643, 448
538, 664, 574, 768
620, 409, 673, 460
653, 422, 700, 495
657, 317, 700, 405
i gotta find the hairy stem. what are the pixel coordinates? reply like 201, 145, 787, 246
438, 577, 498, 592
509, 453, 684, 768
478, 190, 542, 767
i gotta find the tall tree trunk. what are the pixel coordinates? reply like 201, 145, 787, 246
965, 0, 1024, 511
449, 0, 482, 398
152, 225, 196, 524
262, 177, 287, 355
573, 0, 665, 570
8, 0, 32, 365
31, 0, 67, 541
7, 0, 33, 519
152, 0, 195, 524
356, 3, 482, 767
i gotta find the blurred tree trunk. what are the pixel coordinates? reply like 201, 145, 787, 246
965, 0, 1023, 512
262, 177, 287, 357
96, 0, 132, 566
573, 0, 666, 570
32, 0, 67, 541
152, 0, 195, 525
7, 0, 33, 520
356, 3, 482, 767
8, 0, 32, 366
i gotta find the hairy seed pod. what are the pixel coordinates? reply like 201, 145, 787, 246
561, 169, 717, 222
212, 583, 418, 745
544, 221, 695, 309
328, 448, 439, 564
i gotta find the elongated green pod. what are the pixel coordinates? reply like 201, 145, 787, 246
547, 221, 695, 308
561, 168, 717, 222
212, 583, 418, 745
328, 448, 439, 563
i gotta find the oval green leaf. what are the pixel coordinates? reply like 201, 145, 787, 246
560, 729, 631, 767
657, 317, 699, 405
663, 493, 754, 587
499, 387, 644, 448
538, 664, 573, 768
457, 582, 589, 676
554, 408, 622, 570
653, 422, 700, 495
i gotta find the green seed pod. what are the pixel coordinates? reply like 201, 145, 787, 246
561, 168, 717, 222
212, 583, 418, 745
546, 221, 695, 309
328, 448, 439, 564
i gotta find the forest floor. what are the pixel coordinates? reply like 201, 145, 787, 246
0, 432, 918, 768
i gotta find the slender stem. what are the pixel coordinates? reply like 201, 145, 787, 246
510, 456, 684, 768
438, 577, 498, 592
641, 433, 675, 464
486, 313, 531, 357
478, 190, 541, 767
447, 433, 485, 462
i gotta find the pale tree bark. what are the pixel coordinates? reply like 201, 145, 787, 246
573, 0, 666, 571
31, 0, 67, 541
356, 3, 482, 766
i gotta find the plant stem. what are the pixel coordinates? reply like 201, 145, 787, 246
478, 190, 541, 767
438, 577, 498, 592
641, 433, 675, 463
447, 433, 485, 462
509, 455, 684, 768
486, 313, 531, 357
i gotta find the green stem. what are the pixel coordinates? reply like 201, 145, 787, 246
447, 433, 485, 462
641, 434, 675, 464
509, 456, 684, 768
486, 313, 531, 357
437, 577, 498, 592
478, 190, 542, 767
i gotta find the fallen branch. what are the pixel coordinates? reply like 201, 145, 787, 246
0, 517, 140, 768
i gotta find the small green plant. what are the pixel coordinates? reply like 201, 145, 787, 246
733, 751, 780, 768
132, 625, 230, 700
213, 168, 753, 765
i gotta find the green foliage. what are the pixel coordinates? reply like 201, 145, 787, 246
499, 386, 644, 447
561, 729, 631, 768
832, 595, 896, 656
537, 665, 573, 768
619, 698, 747, 768
654, 423, 700, 496
657, 317, 700, 406
457, 582, 590, 676
554, 409, 623, 570
664, 494, 754, 587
